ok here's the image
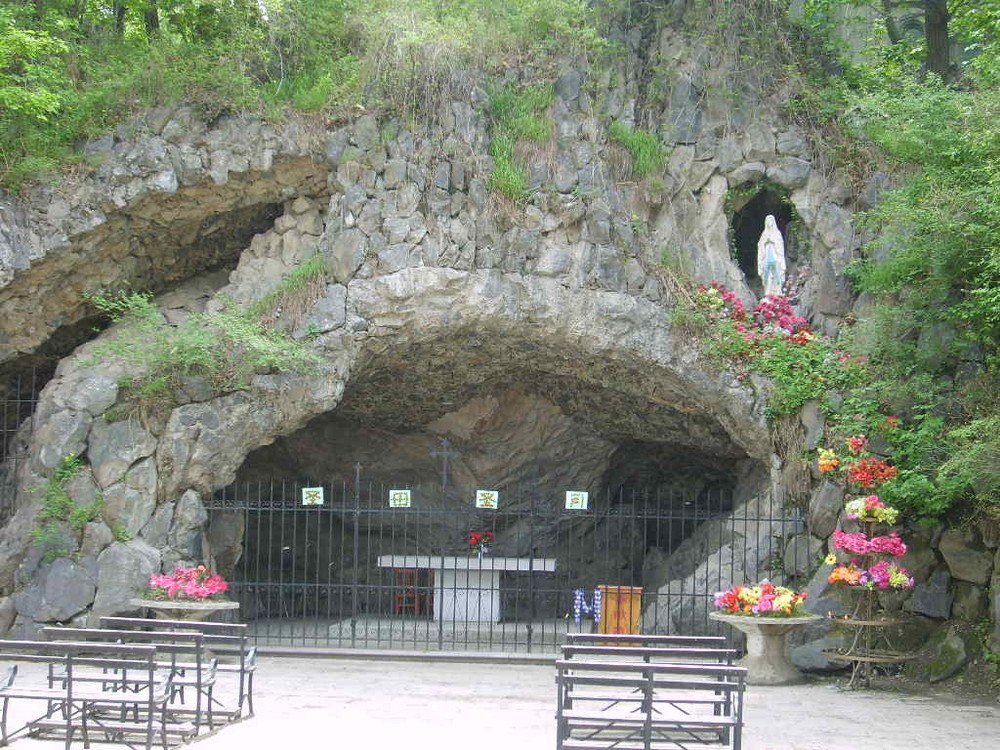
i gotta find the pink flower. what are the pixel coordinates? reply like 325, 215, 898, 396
145, 565, 229, 601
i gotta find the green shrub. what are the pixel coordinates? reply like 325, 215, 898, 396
29, 453, 102, 563
88, 269, 323, 405
607, 121, 667, 179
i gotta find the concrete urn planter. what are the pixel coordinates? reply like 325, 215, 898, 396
709, 612, 822, 685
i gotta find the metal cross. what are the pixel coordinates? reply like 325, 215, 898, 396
430, 437, 461, 491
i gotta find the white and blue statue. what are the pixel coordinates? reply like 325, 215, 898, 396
757, 214, 787, 299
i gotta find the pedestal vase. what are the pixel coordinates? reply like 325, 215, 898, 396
709, 612, 821, 685
130, 598, 240, 621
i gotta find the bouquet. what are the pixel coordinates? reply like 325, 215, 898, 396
827, 560, 914, 590
145, 565, 229, 601
844, 495, 899, 525
713, 581, 808, 616
468, 531, 495, 554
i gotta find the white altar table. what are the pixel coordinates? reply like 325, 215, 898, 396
377, 555, 557, 623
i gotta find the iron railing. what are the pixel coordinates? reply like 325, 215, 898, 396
207, 473, 806, 653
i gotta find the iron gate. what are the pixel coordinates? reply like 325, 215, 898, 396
206, 471, 807, 653
0, 368, 48, 525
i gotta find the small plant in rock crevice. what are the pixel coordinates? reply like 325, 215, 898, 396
87, 264, 324, 414
29, 453, 103, 563
607, 120, 667, 179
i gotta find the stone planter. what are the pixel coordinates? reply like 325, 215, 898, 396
130, 598, 240, 621
709, 611, 821, 685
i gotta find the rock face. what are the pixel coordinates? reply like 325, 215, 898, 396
2, 28, 981, 647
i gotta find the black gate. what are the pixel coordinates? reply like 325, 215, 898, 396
0, 368, 48, 524
206, 470, 807, 653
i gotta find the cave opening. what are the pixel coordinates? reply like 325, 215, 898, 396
729, 184, 797, 298
205, 328, 791, 648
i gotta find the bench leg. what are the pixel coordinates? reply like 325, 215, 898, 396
245, 672, 254, 717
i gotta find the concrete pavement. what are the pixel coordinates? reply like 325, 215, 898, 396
6, 654, 999, 749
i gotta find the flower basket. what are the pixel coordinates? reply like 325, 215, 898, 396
132, 565, 238, 621
713, 581, 808, 617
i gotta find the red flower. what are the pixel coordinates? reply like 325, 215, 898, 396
846, 457, 898, 489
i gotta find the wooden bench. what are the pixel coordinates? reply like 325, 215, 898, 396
101, 617, 255, 719
555, 658, 747, 750
0, 640, 191, 750
40, 626, 218, 733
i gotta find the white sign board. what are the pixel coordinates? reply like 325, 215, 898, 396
565, 491, 589, 510
301, 487, 325, 506
475, 490, 499, 509
389, 489, 412, 508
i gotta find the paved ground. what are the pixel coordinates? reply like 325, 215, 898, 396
6, 653, 1000, 749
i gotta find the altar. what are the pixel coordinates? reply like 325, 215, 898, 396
376, 555, 557, 623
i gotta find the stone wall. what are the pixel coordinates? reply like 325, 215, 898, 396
2, 26, 987, 658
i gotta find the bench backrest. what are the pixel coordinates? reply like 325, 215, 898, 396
561, 644, 738, 665
555, 658, 747, 694
564, 633, 728, 647
99, 616, 248, 651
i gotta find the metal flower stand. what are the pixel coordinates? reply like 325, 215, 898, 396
825, 520, 911, 688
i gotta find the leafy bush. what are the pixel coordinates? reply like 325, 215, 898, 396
88, 272, 323, 405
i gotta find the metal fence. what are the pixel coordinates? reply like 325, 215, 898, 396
206, 470, 806, 653
0, 368, 47, 524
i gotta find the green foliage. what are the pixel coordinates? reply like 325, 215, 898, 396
937, 417, 1000, 520
486, 83, 553, 201
487, 134, 527, 201
248, 253, 328, 326
489, 84, 554, 143
112, 525, 132, 542
607, 120, 667, 179
1, 0, 603, 187
88, 273, 323, 405
29, 453, 102, 563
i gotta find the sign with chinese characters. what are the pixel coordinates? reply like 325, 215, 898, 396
301, 487, 324, 506
565, 491, 589, 510
389, 489, 412, 508
475, 490, 499, 509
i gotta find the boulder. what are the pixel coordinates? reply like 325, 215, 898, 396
90, 540, 161, 623
907, 566, 953, 619
790, 636, 849, 672
88, 420, 157, 488
938, 528, 993, 585
783, 532, 823, 579
13, 557, 97, 622
920, 625, 969, 683
950, 581, 986, 621
807, 481, 843, 539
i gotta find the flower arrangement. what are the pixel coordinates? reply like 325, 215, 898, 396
844, 495, 899, 525
831, 530, 907, 557
827, 560, 914, 590
468, 531, 495, 554
145, 565, 229, 601
816, 435, 898, 488
713, 581, 808, 616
